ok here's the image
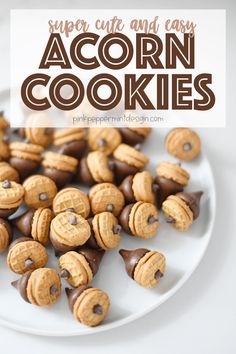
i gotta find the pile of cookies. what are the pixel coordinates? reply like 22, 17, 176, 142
0, 111, 203, 327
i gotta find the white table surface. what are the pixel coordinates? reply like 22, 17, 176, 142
0, 0, 235, 353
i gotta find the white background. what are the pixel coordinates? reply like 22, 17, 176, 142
0, 0, 236, 353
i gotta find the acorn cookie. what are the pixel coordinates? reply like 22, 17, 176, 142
166, 128, 201, 161
9, 142, 43, 180
0, 218, 12, 253
119, 171, 157, 204
77, 151, 113, 186
42, 151, 78, 188
88, 128, 121, 155
0, 180, 24, 218
24, 127, 54, 147
155, 161, 190, 207
119, 201, 158, 238
52, 187, 90, 218
162, 191, 203, 231
119, 127, 152, 146
66, 285, 110, 326
7, 237, 48, 274
86, 212, 121, 250
89, 183, 125, 216
119, 248, 166, 288
54, 128, 86, 159
50, 211, 91, 253
59, 248, 104, 287
12, 268, 61, 306
0, 162, 19, 183
23, 175, 57, 209
113, 143, 149, 183
13, 207, 53, 245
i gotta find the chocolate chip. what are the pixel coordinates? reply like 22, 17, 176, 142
66, 208, 75, 212
98, 138, 106, 147
134, 143, 141, 151
2, 180, 11, 189
152, 183, 159, 193
50, 285, 58, 295
113, 224, 122, 234
166, 216, 176, 224
69, 216, 77, 225
155, 270, 164, 280
148, 215, 158, 224
25, 258, 33, 267
93, 304, 103, 315
106, 204, 114, 212
183, 142, 192, 151
176, 161, 181, 167
39, 193, 48, 201
60, 269, 71, 278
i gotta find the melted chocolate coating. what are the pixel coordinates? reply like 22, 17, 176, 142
11, 270, 33, 303
119, 204, 134, 235
154, 175, 183, 208
119, 175, 136, 203
76, 157, 95, 186
119, 248, 149, 278
43, 168, 73, 189
176, 191, 203, 219
59, 140, 87, 159
12, 209, 34, 236
9, 157, 40, 182
114, 159, 139, 184
79, 248, 104, 276
119, 128, 144, 146
66, 285, 91, 312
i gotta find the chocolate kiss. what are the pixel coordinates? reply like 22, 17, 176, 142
119, 175, 136, 203
154, 176, 183, 208
11, 270, 33, 303
119, 248, 149, 279
79, 248, 105, 276
176, 191, 203, 219
65, 285, 91, 312
12, 209, 34, 236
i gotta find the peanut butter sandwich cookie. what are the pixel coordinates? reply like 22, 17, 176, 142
119, 248, 166, 288
77, 151, 113, 186
89, 183, 125, 216
13, 207, 53, 245
7, 237, 48, 274
59, 248, 104, 287
42, 151, 78, 188
12, 268, 61, 306
113, 143, 149, 183
24, 127, 54, 147
88, 128, 121, 155
66, 285, 110, 326
9, 142, 44, 180
162, 191, 203, 231
119, 127, 152, 146
54, 128, 87, 159
155, 161, 190, 207
119, 171, 157, 204
86, 212, 121, 250
0, 180, 24, 218
50, 211, 91, 253
0, 111, 9, 130
0, 162, 19, 183
23, 175, 57, 209
166, 128, 201, 161
53, 187, 90, 218
0, 218, 12, 253
119, 201, 159, 238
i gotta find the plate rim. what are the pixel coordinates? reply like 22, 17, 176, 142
0, 89, 216, 336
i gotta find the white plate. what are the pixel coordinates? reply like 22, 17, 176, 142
0, 90, 216, 336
